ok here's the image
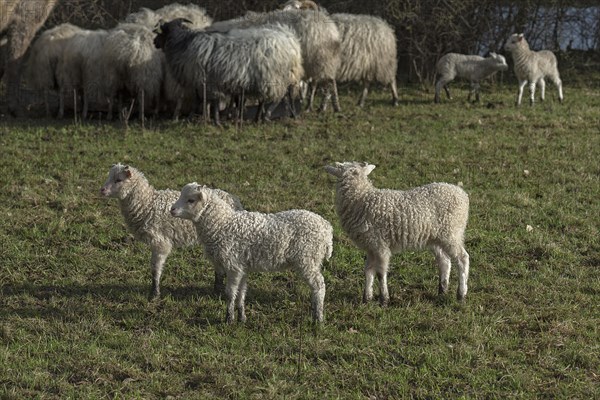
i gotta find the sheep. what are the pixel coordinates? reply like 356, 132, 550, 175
126, 3, 212, 30
171, 183, 333, 323
100, 23, 164, 122
100, 164, 244, 299
504, 33, 564, 106
325, 162, 470, 305
0, 0, 58, 116
434, 52, 508, 103
283, 1, 399, 107
25, 23, 83, 117
207, 6, 341, 113
56, 28, 109, 119
154, 19, 304, 124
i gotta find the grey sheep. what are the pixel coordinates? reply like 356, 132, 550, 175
171, 183, 332, 324
154, 19, 304, 124
100, 164, 243, 299
504, 33, 564, 106
434, 52, 508, 103
208, 6, 341, 113
325, 162, 470, 304
126, 3, 213, 30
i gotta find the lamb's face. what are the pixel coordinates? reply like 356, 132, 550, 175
490, 52, 508, 71
171, 183, 208, 221
100, 164, 132, 199
504, 33, 524, 52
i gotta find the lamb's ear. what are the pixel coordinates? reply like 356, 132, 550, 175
490, 51, 497, 57
518, 33, 524, 41
363, 163, 376, 175
324, 165, 341, 177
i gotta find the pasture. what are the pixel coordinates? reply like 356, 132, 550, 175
1, 83, 599, 398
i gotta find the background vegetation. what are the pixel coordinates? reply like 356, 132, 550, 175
1, 82, 599, 398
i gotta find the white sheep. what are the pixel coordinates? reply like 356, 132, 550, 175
171, 183, 333, 323
100, 164, 243, 299
125, 3, 213, 30
325, 162, 470, 304
504, 33, 564, 106
434, 52, 508, 103
154, 19, 304, 124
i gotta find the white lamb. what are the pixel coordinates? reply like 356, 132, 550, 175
100, 164, 243, 299
504, 33, 564, 106
171, 183, 333, 324
435, 52, 508, 103
325, 162, 470, 304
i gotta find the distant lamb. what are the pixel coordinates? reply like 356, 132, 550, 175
100, 164, 243, 299
171, 183, 332, 323
325, 162, 470, 304
435, 52, 508, 103
504, 33, 564, 106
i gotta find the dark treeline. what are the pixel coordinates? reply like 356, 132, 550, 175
47, 0, 600, 84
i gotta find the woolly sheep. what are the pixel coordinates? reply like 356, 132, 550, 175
126, 3, 213, 30
207, 6, 341, 113
25, 23, 83, 117
100, 164, 244, 299
434, 52, 508, 103
504, 33, 564, 106
283, 1, 399, 107
171, 183, 333, 323
154, 19, 304, 124
325, 162, 470, 304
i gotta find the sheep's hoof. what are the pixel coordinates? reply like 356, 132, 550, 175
392, 99, 399, 106
148, 291, 160, 301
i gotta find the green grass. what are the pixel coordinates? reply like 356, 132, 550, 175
1, 83, 599, 399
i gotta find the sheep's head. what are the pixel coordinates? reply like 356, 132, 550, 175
171, 183, 210, 222
325, 161, 376, 180
153, 18, 192, 49
281, 0, 319, 11
100, 163, 134, 199
504, 33, 527, 53
489, 52, 508, 71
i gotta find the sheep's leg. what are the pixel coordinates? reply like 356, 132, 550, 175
539, 78, 546, 101
331, 79, 341, 112
236, 275, 248, 323
306, 81, 318, 112
455, 247, 470, 301
358, 81, 369, 108
301, 269, 326, 323
82, 89, 89, 120
225, 272, 244, 324
390, 78, 399, 106
435, 78, 451, 103
432, 245, 451, 295
172, 95, 183, 121
363, 253, 376, 303
266, 100, 279, 120
516, 80, 528, 106
468, 82, 481, 103
255, 100, 265, 123
286, 86, 297, 118
528, 80, 537, 106
211, 99, 221, 126
139, 90, 145, 123
213, 266, 226, 294
375, 252, 391, 307
107, 97, 114, 121
58, 89, 65, 119
554, 77, 564, 103
318, 84, 331, 113
150, 244, 172, 300
44, 89, 50, 118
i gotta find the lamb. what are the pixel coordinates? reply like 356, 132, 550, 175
154, 19, 304, 124
25, 23, 83, 117
171, 183, 333, 323
283, 1, 399, 107
325, 162, 470, 304
504, 33, 564, 106
100, 164, 244, 299
434, 52, 508, 103
207, 6, 341, 113
126, 3, 212, 30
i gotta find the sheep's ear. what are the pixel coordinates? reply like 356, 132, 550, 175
518, 33, 524, 41
363, 164, 376, 175
324, 165, 341, 177
490, 52, 497, 57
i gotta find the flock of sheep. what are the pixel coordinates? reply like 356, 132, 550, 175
101, 162, 470, 323
23, 0, 564, 124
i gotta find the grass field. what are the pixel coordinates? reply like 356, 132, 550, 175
1, 83, 599, 399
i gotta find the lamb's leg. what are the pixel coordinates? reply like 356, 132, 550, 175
435, 78, 450, 103
432, 245, 451, 295
301, 269, 326, 323
455, 247, 470, 301
150, 243, 172, 300
539, 78, 546, 101
390, 78, 400, 106
358, 81, 369, 108
318, 83, 332, 113
516, 80, 528, 106
225, 272, 243, 324
528, 81, 537, 106
213, 266, 226, 293
554, 77, 564, 103
375, 252, 391, 307
236, 275, 248, 323
331, 79, 341, 112
363, 253, 375, 303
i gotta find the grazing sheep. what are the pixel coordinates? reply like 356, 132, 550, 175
171, 183, 332, 323
56, 28, 109, 119
283, 1, 399, 107
126, 3, 213, 30
434, 52, 508, 103
154, 19, 304, 124
0, 0, 58, 116
207, 6, 341, 113
101, 23, 164, 122
504, 33, 564, 106
325, 162, 470, 304
100, 164, 243, 299
25, 23, 83, 117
